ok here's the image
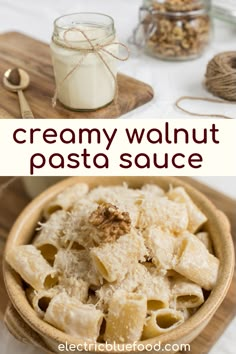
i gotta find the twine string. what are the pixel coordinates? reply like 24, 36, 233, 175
175, 96, 235, 119
52, 28, 130, 107
205, 51, 236, 102
176, 52, 236, 119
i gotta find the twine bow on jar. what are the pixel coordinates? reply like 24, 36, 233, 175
52, 28, 130, 108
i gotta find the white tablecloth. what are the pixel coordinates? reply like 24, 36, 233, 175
0, 0, 235, 353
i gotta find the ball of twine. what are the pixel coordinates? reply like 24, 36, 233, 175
205, 51, 236, 101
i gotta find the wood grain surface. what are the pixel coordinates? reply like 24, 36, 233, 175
0, 32, 154, 119
0, 177, 235, 353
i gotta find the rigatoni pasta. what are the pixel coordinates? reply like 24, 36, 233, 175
141, 184, 165, 197
174, 232, 219, 290
54, 249, 102, 287
137, 271, 170, 311
58, 277, 89, 303
44, 183, 89, 217
138, 197, 189, 233
96, 263, 148, 311
6, 182, 220, 343
167, 187, 207, 233
196, 231, 213, 253
44, 292, 103, 341
6, 245, 58, 291
60, 201, 101, 250
33, 210, 68, 262
142, 309, 184, 339
104, 291, 147, 343
90, 231, 147, 282
170, 275, 204, 309
26, 287, 59, 318
144, 226, 176, 272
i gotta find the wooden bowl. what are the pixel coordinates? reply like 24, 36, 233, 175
3, 177, 235, 354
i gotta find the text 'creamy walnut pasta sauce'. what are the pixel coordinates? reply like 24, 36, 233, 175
133, 0, 212, 60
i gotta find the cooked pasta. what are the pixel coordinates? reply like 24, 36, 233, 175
174, 232, 219, 290
196, 231, 213, 253
138, 197, 189, 233
167, 187, 207, 233
142, 309, 184, 339
6, 245, 58, 291
96, 263, 148, 311
90, 231, 147, 282
171, 275, 204, 309
137, 271, 170, 311
60, 201, 101, 250
26, 287, 59, 318
33, 210, 68, 262
144, 226, 176, 272
54, 249, 102, 286
141, 184, 165, 197
44, 292, 103, 341
58, 277, 89, 303
44, 183, 89, 217
6, 182, 220, 343
104, 291, 147, 343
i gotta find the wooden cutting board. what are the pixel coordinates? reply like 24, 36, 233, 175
0, 32, 154, 119
0, 177, 235, 354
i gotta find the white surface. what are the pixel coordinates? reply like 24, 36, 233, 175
0, 0, 236, 119
194, 177, 236, 198
0, 0, 235, 353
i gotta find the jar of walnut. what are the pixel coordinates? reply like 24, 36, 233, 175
137, 0, 212, 60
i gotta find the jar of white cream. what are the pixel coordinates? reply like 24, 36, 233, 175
51, 13, 123, 111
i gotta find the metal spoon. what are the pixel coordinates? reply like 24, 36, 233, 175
3, 68, 34, 118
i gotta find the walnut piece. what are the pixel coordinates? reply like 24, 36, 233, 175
152, 0, 203, 13
89, 203, 131, 243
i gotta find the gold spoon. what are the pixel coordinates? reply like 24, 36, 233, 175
3, 68, 34, 118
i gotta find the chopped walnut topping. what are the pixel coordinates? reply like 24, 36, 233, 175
89, 203, 131, 243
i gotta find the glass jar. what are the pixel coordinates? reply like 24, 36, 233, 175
134, 0, 212, 60
51, 13, 118, 111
